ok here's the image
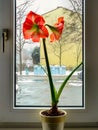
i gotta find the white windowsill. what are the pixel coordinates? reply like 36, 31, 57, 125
0, 128, 98, 130
0, 122, 98, 130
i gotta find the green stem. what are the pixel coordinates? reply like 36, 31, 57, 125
42, 38, 57, 106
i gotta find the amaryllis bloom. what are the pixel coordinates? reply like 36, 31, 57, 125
23, 11, 49, 42
50, 17, 64, 42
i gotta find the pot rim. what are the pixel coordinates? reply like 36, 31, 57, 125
39, 109, 67, 118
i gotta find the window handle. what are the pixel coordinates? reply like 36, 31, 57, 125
2, 32, 5, 52
2, 29, 8, 53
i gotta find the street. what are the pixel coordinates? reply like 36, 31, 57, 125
16, 74, 83, 107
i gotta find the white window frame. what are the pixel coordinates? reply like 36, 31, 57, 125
0, 0, 98, 127
14, 0, 85, 109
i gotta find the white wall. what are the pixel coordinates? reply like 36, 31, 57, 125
0, 0, 98, 127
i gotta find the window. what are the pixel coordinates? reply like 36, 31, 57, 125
14, 0, 85, 108
0, 0, 98, 125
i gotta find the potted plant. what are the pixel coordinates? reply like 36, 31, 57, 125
22, 11, 83, 130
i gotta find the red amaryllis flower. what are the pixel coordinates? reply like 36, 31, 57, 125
23, 11, 49, 42
50, 17, 64, 42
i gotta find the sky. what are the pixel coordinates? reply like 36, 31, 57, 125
17, 0, 74, 15
32, 0, 73, 14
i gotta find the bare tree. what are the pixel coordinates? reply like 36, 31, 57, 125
16, 0, 35, 74
47, 4, 82, 67
69, 0, 83, 65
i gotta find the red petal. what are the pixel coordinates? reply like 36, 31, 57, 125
39, 25, 49, 38
50, 33, 55, 42
26, 11, 45, 25
23, 11, 49, 41
58, 17, 64, 24
34, 16, 45, 25
23, 18, 33, 30
23, 29, 33, 39
50, 17, 64, 42
31, 33, 40, 42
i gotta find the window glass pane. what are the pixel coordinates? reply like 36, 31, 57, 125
15, 0, 85, 108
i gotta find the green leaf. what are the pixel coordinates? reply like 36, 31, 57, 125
56, 62, 83, 101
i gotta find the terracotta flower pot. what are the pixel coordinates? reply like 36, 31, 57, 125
39, 109, 67, 130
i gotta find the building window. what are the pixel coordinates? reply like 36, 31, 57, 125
14, 0, 85, 108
